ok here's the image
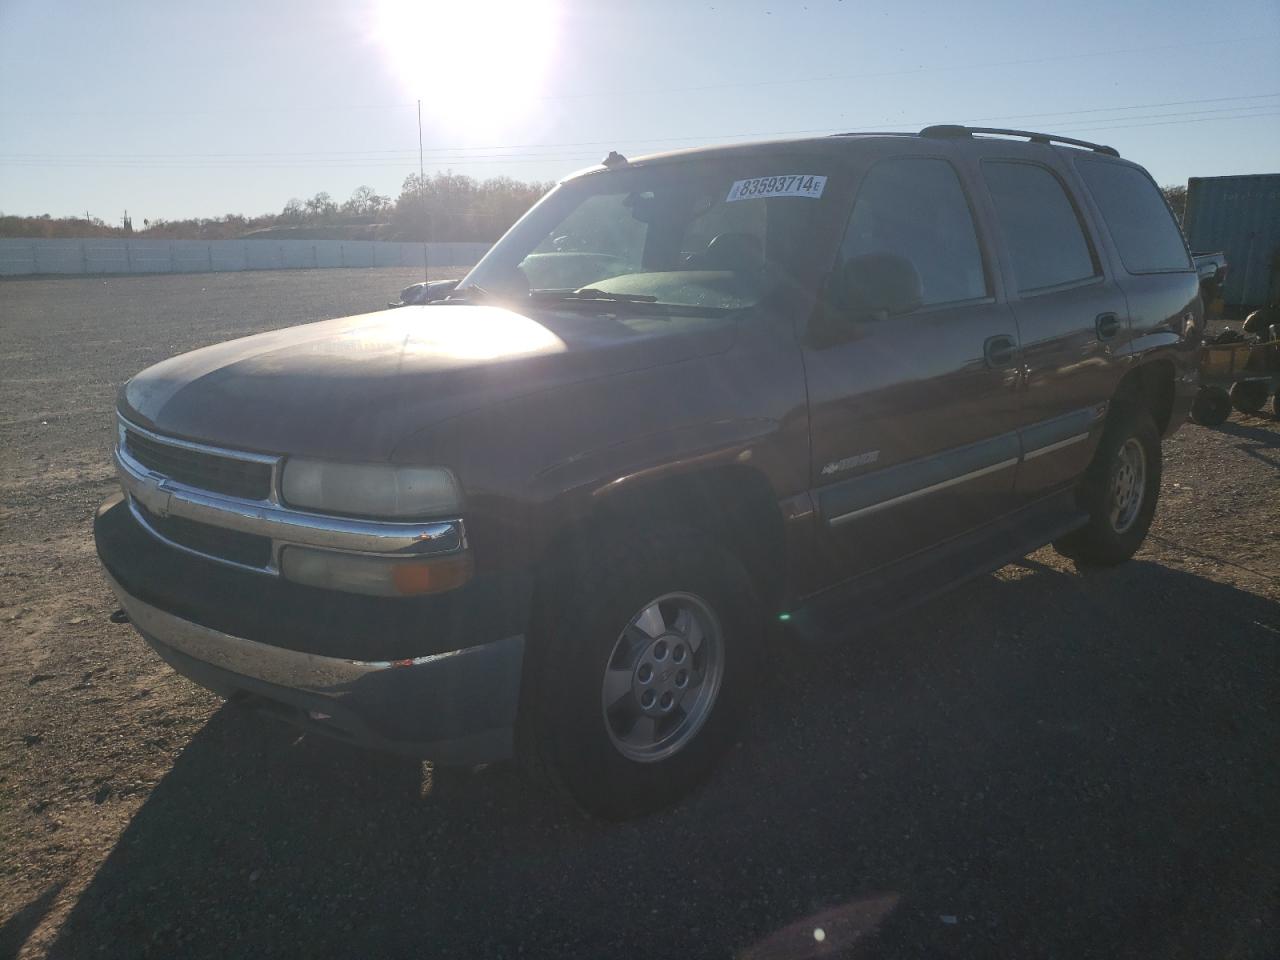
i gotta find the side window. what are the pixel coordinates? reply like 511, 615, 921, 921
840, 157, 987, 307
983, 161, 1097, 292
1076, 160, 1192, 273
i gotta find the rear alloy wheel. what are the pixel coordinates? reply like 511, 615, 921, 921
1107, 437, 1147, 534
522, 532, 759, 819
1054, 403, 1161, 566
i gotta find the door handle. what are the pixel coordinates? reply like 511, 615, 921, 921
984, 334, 1017, 368
1096, 312, 1122, 340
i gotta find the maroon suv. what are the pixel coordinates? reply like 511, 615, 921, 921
95, 125, 1201, 817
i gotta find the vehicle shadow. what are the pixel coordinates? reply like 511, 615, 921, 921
0, 883, 63, 960
46, 560, 1280, 960
1215, 417, 1279, 468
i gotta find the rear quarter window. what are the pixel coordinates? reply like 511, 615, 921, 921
1075, 160, 1192, 273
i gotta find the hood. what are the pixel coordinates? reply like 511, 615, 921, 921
121, 304, 734, 462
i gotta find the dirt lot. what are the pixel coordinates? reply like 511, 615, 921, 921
1, 269, 1278, 959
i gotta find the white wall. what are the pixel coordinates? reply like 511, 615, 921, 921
0, 238, 491, 277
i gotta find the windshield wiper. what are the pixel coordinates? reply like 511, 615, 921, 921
532, 288, 659, 304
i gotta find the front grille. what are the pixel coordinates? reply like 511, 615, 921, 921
133, 500, 274, 569
124, 428, 273, 500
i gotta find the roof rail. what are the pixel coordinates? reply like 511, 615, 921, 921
828, 131, 920, 138
919, 124, 1120, 158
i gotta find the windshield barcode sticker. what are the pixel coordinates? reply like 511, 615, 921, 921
726, 175, 827, 202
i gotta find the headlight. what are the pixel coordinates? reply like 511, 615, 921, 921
281, 460, 461, 518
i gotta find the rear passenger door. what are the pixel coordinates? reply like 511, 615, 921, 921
974, 151, 1129, 501
1071, 156, 1199, 378
803, 149, 1023, 586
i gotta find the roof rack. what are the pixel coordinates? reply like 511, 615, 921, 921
919, 125, 1120, 157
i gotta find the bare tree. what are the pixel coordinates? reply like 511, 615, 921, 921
303, 192, 337, 222
344, 185, 389, 216
1161, 184, 1187, 225
0, 175, 552, 241
280, 198, 305, 224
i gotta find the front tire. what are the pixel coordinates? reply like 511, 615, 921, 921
521, 531, 760, 819
1054, 403, 1161, 566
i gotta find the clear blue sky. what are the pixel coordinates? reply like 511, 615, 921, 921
2, 0, 1278, 223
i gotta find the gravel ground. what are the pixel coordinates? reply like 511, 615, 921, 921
1, 270, 1277, 960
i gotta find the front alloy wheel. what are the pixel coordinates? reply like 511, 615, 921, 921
523, 531, 759, 819
602, 592, 725, 763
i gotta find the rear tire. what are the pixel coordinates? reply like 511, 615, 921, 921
1054, 403, 1161, 566
520, 530, 760, 819
1230, 380, 1269, 415
1190, 387, 1232, 426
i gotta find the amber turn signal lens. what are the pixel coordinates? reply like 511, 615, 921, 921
281, 546, 474, 597
391, 553, 474, 596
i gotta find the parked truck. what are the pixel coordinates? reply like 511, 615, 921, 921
96, 125, 1202, 817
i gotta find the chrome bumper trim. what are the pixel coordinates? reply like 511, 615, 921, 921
105, 571, 484, 691
115, 444, 465, 574
125, 495, 270, 575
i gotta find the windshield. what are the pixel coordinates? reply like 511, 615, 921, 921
457, 158, 835, 314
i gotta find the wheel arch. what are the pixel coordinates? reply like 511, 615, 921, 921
1115, 358, 1176, 434
531, 464, 788, 621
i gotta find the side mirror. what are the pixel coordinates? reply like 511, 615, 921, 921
838, 252, 923, 321
422, 279, 460, 303
394, 278, 460, 307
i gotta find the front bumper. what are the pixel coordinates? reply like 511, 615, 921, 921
96, 495, 528, 763
104, 570, 524, 764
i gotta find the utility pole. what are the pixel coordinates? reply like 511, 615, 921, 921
418, 99, 428, 284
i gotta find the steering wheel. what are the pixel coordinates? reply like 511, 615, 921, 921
551, 234, 591, 253
698, 232, 764, 272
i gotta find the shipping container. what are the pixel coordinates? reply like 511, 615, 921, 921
1183, 174, 1280, 313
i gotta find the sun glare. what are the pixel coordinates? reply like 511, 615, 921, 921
370, 0, 562, 135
